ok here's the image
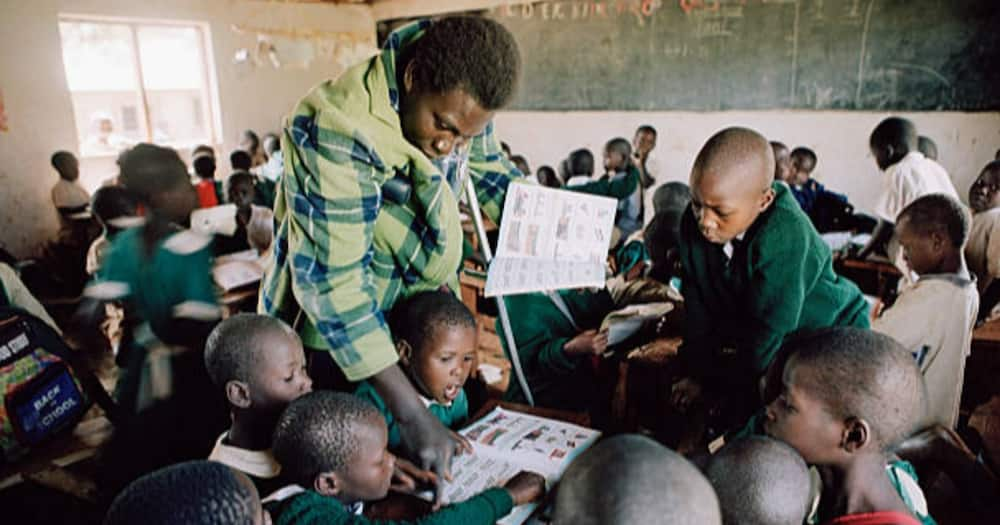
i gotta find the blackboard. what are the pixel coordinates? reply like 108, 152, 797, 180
484, 0, 1000, 111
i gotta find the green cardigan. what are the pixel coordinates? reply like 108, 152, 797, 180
678, 182, 868, 382
498, 289, 616, 409
354, 380, 468, 450
268, 487, 514, 525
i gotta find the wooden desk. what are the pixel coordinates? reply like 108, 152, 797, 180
365, 401, 591, 521
834, 256, 901, 300
973, 318, 1000, 349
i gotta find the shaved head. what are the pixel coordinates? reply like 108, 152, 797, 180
554, 434, 721, 525
689, 127, 776, 244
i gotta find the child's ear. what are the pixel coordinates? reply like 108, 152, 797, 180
314, 472, 341, 497
840, 417, 871, 453
396, 340, 413, 366
225, 380, 253, 409
758, 187, 776, 212
402, 61, 416, 94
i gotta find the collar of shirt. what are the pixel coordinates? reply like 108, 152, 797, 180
722, 232, 747, 260
208, 432, 282, 479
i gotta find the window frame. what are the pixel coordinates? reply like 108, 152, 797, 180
58, 13, 223, 157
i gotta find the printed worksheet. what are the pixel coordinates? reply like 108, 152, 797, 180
484, 183, 616, 297
418, 406, 601, 524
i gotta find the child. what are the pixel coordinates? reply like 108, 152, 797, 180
104, 460, 268, 525
87, 185, 140, 275
966, 160, 1000, 321
563, 148, 595, 187
764, 327, 928, 525
857, 117, 958, 264
604, 137, 643, 242
498, 286, 614, 411
204, 313, 312, 496
231, 149, 253, 176
259, 132, 283, 183
354, 291, 476, 449
213, 172, 274, 256
671, 127, 868, 425
704, 435, 812, 525
652, 181, 692, 216
50, 150, 90, 218
770, 141, 794, 184
193, 149, 220, 208
269, 391, 546, 524
872, 194, 978, 428
510, 154, 531, 177
632, 124, 658, 189
553, 434, 722, 525
917, 136, 938, 161
240, 129, 267, 169
789, 147, 854, 233
536, 165, 560, 188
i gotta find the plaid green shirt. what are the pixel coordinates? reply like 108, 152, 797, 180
259, 20, 521, 381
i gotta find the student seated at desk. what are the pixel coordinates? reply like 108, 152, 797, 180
553, 434, 722, 525
856, 117, 959, 271
788, 147, 855, 233
50, 150, 90, 221
355, 291, 476, 450
193, 149, 220, 209
105, 460, 268, 525
212, 172, 274, 257
872, 194, 978, 428
764, 328, 930, 525
268, 391, 546, 525
704, 436, 812, 525
671, 127, 869, 426
204, 314, 313, 496
87, 185, 140, 276
966, 160, 1000, 322
536, 165, 560, 188
652, 181, 692, 216
233, 148, 276, 210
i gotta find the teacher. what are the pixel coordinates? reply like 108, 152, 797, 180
259, 17, 522, 483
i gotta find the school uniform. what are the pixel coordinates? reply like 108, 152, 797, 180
83, 227, 221, 343
498, 289, 616, 410
194, 179, 220, 208
823, 512, 921, 525
872, 271, 978, 428
678, 182, 869, 387
51, 179, 90, 212
208, 431, 284, 496
354, 380, 468, 450
966, 208, 1000, 295
266, 487, 514, 525
569, 166, 643, 244
259, 20, 520, 383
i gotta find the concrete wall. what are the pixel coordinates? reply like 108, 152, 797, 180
494, 111, 1000, 217
0, 0, 374, 257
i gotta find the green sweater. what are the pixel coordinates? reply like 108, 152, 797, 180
268, 487, 514, 525
499, 289, 616, 410
678, 182, 868, 382
354, 380, 468, 450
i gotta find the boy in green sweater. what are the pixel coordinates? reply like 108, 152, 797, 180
671, 127, 868, 423
354, 291, 476, 450
268, 391, 545, 524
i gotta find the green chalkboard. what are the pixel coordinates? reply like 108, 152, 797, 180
484, 0, 1000, 111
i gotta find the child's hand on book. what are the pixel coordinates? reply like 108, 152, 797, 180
390, 457, 438, 493
504, 471, 546, 505
564, 329, 609, 356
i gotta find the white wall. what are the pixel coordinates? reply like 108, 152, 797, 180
494, 111, 1000, 217
0, 0, 374, 258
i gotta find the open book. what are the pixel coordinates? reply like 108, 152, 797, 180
420, 406, 601, 524
212, 249, 264, 291
484, 183, 617, 297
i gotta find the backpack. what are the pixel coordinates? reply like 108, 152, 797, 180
0, 304, 92, 463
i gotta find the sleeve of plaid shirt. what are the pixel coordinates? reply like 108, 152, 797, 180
279, 110, 398, 381
466, 121, 520, 224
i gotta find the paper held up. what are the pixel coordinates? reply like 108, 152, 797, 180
600, 301, 675, 347
484, 183, 617, 297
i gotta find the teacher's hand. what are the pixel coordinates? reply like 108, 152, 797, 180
371, 364, 463, 506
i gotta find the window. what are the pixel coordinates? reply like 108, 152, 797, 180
58, 16, 220, 157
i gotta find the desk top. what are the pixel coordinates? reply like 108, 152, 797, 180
838, 257, 901, 275
973, 318, 1000, 346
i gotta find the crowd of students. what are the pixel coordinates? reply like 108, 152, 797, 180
5, 14, 999, 525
